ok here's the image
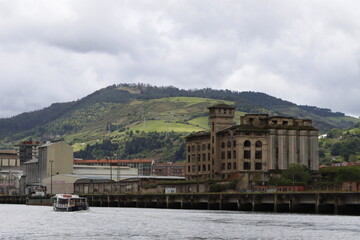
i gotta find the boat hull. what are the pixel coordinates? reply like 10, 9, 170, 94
53, 205, 89, 212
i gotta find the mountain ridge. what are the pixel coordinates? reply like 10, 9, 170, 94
0, 83, 359, 161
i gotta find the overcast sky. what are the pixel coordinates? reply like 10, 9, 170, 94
1, 0, 360, 118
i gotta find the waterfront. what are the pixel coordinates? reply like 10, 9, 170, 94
0, 204, 359, 239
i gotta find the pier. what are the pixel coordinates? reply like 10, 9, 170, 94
1, 192, 360, 215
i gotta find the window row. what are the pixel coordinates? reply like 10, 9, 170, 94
188, 164, 211, 172
221, 162, 262, 170
187, 140, 263, 153
188, 144, 211, 152
221, 150, 262, 160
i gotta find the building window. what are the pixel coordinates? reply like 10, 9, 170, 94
221, 142, 225, 148
227, 141, 231, 147
208, 153, 210, 161
255, 151, 262, 159
233, 140, 236, 147
202, 154, 206, 161
221, 151, 225, 159
188, 166, 190, 172
208, 144, 210, 150
255, 141, 262, 148
192, 146, 195, 151
244, 150, 251, 159
197, 154, 201, 161
203, 164, 206, 171
244, 140, 251, 147
187, 146, 190, 152
244, 162, 251, 170
188, 155, 191, 162
222, 163, 225, 170
212, 136, 214, 143
197, 145, 200, 151
198, 165, 201, 171
212, 122, 215, 131
227, 151, 231, 159
233, 162, 237, 169
202, 144, 206, 150
228, 163, 232, 170
192, 165, 195, 172
255, 162, 262, 170
192, 155, 195, 162
233, 150, 236, 159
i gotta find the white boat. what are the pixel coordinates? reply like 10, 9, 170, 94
53, 194, 89, 211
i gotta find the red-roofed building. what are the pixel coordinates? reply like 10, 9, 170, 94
152, 162, 185, 177
74, 159, 154, 176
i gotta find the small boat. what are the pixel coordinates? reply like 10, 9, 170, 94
53, 194, 89, 211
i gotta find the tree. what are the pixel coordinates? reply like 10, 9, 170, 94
281, 164, 312, 185
335, 167, 360, 183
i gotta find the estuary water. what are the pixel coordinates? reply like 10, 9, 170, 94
0, 204, 359, 240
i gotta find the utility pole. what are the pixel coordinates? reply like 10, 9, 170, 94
50, 160, 54, 195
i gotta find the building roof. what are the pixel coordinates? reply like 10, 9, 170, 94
74, 159, 154, 164
208, 104, 235, 109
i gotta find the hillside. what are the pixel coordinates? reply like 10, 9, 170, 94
0, 83, 359, 161
319, 123, 360, 165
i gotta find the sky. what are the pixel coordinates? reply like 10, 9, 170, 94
1, 0, 360, 118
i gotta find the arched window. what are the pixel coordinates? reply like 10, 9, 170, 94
255, 141, 262, 148
244, 140, 251, 147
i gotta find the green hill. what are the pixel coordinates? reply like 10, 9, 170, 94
0, 83, 359, 161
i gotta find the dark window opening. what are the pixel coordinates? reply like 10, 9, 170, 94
255, 141, 262, 148
244, 162, 251, 170
221, 152, 225, 159
244, 150, 251, 159
222, 163, 225, 170
244, 140, 251, 147
221, 142, 225, 148
233, 150, 236, 159
227, 151, 231, 159
255, 151, 262, 159
228, 163, 232, 170
255, 162, 262, 170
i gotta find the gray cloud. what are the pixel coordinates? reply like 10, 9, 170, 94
0, 0, 360, 118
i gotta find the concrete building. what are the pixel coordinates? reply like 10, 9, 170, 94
24, 139, 73, 190
0, 150, 20, 168
185, 104, 319, 188
74, 159, 154, 176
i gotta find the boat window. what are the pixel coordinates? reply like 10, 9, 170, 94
59, 199, 68, 204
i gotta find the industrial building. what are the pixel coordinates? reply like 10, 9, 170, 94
185, 104, 319, 188
24, 139, 73, 192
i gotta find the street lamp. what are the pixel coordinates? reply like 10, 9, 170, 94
49, 160, 54, 195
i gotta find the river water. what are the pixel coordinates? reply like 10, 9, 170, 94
0, 204, 359, 239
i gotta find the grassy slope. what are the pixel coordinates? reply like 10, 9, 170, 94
64, 97, 240, 151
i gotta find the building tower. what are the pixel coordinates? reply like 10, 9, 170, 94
208, 104, 235, 178
14, 141, 40, 164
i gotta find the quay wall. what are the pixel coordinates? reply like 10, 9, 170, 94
1, 192, 360, 215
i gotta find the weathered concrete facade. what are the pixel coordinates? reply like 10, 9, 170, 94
185, 104, 319, 187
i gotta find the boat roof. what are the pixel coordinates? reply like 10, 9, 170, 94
55, 194, 84, 199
